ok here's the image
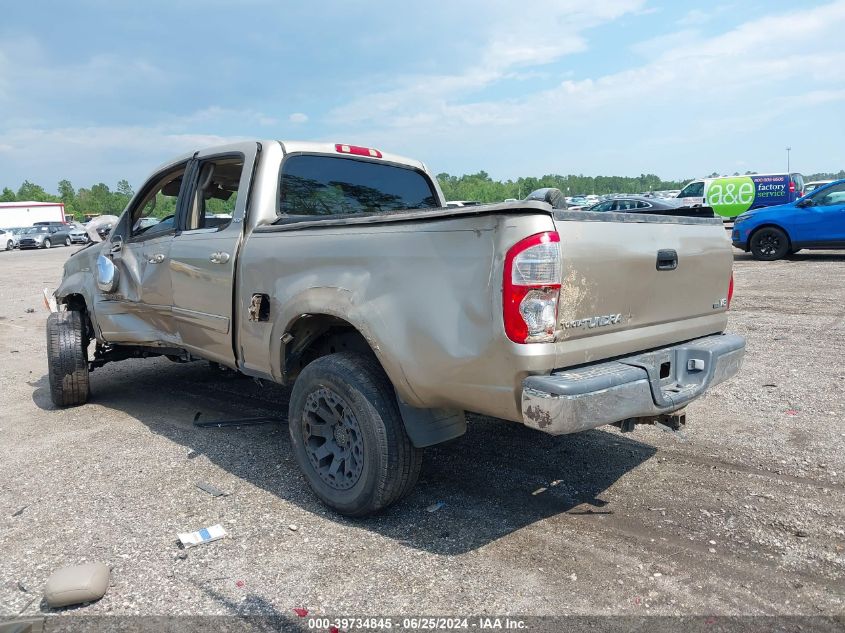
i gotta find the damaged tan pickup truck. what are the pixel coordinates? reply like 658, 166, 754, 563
48, 140, 745, 515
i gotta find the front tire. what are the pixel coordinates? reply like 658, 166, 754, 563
5, 240, 11, 251
289, 352, 423, 516
43, 238, 51, 249
750, 227, 790, 261
46, 311, 90, 407
64, 237, 71, 246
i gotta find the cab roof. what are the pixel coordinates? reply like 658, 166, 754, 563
150, 140, 427, 175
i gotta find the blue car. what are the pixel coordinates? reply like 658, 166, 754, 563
731, 179, 845, 260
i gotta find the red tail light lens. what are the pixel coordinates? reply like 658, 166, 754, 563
727, 273, 734, 309
503, 232, 561, 343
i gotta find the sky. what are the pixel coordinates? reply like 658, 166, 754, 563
1, 0, 844, 191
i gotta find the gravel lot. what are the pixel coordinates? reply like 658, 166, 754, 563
0, 245, 843, 624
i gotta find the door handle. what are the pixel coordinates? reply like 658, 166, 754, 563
656, 249, 678, 271
148, 253, 165, 264
209, 251, 230, 264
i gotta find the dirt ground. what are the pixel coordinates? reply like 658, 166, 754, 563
0, 245, 843, 624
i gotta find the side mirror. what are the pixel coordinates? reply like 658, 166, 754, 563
96, 254, 120, 293
797, 198, 813, 208
110, 235, 123, 253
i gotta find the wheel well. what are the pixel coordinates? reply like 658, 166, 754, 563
749, 223, 792, 249
283, 315, 375, 382
62, 293, 87, 313
59, 294, 94, 341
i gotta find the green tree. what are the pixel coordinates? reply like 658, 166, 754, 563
0, 187, 15, 202
16, 180, 56, 202
57, 179, 79, 218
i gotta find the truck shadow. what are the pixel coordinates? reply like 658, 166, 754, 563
31, 359, 656, 555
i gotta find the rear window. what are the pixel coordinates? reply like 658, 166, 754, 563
278, 154, 439, 218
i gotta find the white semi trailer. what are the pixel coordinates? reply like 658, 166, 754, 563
0, 202, 67, 228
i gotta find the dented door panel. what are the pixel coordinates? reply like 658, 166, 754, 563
94, 234, 177, 344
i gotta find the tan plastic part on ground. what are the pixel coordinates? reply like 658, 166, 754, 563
43, 563, 110, 608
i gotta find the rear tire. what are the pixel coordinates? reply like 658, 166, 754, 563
750, 227, 790, 261
46, 311, 90, 407
288, 351, 423, 516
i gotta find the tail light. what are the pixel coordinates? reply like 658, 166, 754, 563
727, 273, 734, 309
503, 232, 561, 343
335, 143, 382, 159
789, 181, 796, 195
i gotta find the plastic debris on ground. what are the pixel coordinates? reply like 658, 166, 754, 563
177, 524, 227, 548
196, 481, 228, 497
192, 411, 281, 428
426, 501, 445, 513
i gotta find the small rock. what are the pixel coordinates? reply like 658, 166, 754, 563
569, 573, 577, 581
708, 540, 716, 545
25, 308, 35, 313
653, 572, 662, 578
175, 552, 188, 560
794, 529, 809, 538
288, 524, 299, 532
708, 548, 717, 554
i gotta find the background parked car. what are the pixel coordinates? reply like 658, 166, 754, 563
0, 228, 15, 250
588, 195, 715, 217
732, 178, 845, 260
677, 173, 805, 218
17, 225, 73, 249
67, 223, 89, 244
803, 179, 833, 194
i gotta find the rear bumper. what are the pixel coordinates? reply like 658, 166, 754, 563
521, 333, 745, 435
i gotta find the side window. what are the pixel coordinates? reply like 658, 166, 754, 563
129, 165, 188, 240
678, 181, 704, 198
185, 157, 243, 231
636, 200, 652, 209
591, 201, 613, 212
812, 183, 845, 207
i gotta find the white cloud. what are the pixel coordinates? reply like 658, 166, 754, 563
677, 8, 710, 26
0, 123, 249, 187
289, 112, 309, 124
325, 0, 845, 178
329, 0, 646, 127
177, 106, 278, 128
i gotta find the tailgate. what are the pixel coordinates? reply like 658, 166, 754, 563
552, 211, 733, 363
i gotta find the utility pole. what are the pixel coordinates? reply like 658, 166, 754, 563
786, 146, 792, 173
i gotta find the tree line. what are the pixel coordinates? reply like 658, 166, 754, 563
1, 180, 135, 220
3, 169, 844, 219
437, 170, 845, 202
